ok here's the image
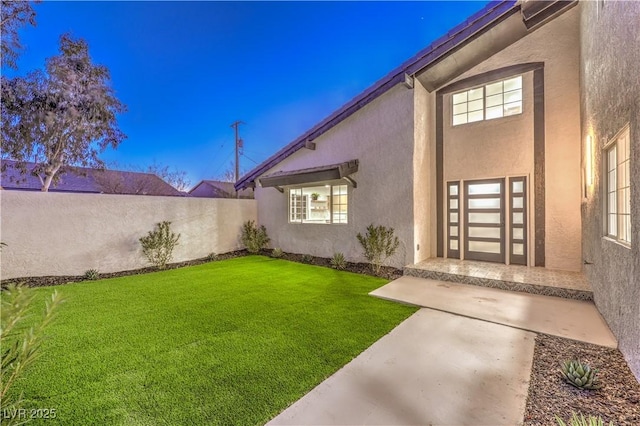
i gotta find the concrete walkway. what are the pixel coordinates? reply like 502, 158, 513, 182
370, 276, 617, 348
269, 308, 536, 426
268, 276, 619, 425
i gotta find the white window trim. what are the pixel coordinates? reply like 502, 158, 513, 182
288, 183, 348, 225
452, 75, 523, 126
603, 124, 631, 246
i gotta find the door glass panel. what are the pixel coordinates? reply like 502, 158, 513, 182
450, 212, 458, 223
512, 228, 524, 240
512, 181, 524, 193
450, 226, 458, 237
450, 240, 458, 250
512, 197, 523, 208
449, 184, 458, 196
513, 243, 524, 255
469, 241, 501, 254
469, 183, 501, 195
469, 198, 500, 209
513, 212, 524, 224
469, 212, 501, 224
468, 227, 501, 239
450, 199, 458, 209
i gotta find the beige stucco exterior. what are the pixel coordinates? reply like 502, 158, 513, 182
255, 85, 416, 267
432, 6, 582, 271
0, 191, 257, 279
253, 7, 583, 272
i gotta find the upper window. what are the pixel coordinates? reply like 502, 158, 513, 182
605, 125, 631, 244
452, 76, 523, 126
289, 184, 348, 224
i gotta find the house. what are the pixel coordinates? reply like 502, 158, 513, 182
189, 179, 254, 199
236, 1, 639, 379
1, 160, 184, 197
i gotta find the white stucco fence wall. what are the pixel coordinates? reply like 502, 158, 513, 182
0, 191, 257, 279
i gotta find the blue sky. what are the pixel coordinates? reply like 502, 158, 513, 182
9, 1, 490, 187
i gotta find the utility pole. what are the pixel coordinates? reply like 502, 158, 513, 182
230, 121, 244, 197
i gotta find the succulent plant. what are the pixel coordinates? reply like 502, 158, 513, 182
271, 248, 283, 258
84, 269, 100, 280
560, 360, 601, 390
555, 412, 614, 426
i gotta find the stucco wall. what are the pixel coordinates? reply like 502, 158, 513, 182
440, 7, 582, 271
413, 79, 437, 263
580, 0, 640, 380
255, 84, 416, 267
0, 191, 257, 279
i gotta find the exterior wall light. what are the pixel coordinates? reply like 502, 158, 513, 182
586, 134, 594, 187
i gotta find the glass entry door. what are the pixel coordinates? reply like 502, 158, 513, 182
463, 179, 505, 263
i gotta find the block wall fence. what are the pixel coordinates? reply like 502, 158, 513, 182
0, 191, 257, 279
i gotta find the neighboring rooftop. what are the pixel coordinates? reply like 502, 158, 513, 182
0, 160, 184, 197
189, 180, 254, 199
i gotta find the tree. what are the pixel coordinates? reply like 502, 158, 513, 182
146, 163, 191, 192
1, 33, 127, 191
0, 0, 39, 70
218, 161, 247, 183
92, 162, 192, 194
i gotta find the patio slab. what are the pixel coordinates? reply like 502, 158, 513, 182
268, 308, 535, 426
370, 276, 617, 348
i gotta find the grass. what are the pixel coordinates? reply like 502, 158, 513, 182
8, 256, 416, 425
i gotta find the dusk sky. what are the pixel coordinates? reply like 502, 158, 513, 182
8, 1, 490, 188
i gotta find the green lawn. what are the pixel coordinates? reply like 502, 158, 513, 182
10, 256, 416, 425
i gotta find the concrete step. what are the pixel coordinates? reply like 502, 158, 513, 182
404, 259, 593, 301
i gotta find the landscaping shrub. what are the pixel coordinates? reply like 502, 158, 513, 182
139, 221, 180, 269
1, 284, 63, 425
357, 224, 400, 275
331, 252, 346, 270
555, 413, 614, 426
241, 220, 270, 254
271, 248, 283, 258
206, 252, 218, 262
84, 269, 100, 280
301, 254, 313, 263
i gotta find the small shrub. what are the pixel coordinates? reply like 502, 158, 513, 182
556, 412, 614, 426
301, 254, 313, 263
357, 224, 400, 275
84, 269, 100, 280
241, 220, 270, 254
331, 252, 346, 270
139, 221, 180, 269
271, 248, 283, 258
206, 252, 218, 262
560, 359, 601, 390
1, 284, 63, 424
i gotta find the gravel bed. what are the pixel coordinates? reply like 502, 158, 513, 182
524, 334, 640, 425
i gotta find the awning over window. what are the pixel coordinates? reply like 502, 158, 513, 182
259, 160, 359, 189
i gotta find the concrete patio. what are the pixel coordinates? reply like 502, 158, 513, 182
268, 276, 617, 425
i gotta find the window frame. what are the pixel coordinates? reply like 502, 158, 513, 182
451, 75, 523, 126
288, 183, 349, 225
604, 124, 631, 246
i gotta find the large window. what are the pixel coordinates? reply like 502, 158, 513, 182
605, 125, 631, 244
288, 184, 348, 224
452, 76, 523, 126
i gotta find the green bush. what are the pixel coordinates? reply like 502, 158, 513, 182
271, 248, 283, 258
357, 224, 400, 275
84, 269, 100, 280
1, 284, 63, 425
556, 412, 614, 426
241, 220, 270, 254
330, 252, 346, 270
139, 221, 180, 269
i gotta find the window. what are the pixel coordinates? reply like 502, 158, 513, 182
452, 76, 523, 126
288, 184, 348, 224
605, 125, 631, 244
